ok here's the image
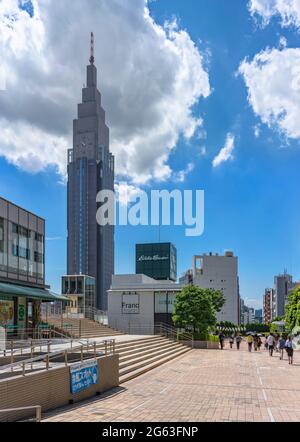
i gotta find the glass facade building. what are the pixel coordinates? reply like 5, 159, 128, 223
62, 274, 96, 318
0, 197, 66, 335
0, 197, 45, 286
135, 243, 177, 281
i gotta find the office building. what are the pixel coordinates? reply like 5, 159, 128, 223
108, 274, 182, 332
254, 309, 263, 324
61, 275, 96, 318
180, 251, 240, 324
263, 288, 273, 324
67, 34, 114, 310
273, 273, 293, 318
135, 243, 177, 282
0, 196, 66, 334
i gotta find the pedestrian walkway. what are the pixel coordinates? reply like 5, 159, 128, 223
43, 343, 300, 422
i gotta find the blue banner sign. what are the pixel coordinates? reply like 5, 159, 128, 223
70, 360, 99, 394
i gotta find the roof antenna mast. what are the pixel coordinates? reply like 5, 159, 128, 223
89, 32, 95, 64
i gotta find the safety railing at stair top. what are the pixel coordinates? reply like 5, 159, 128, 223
42, 307, 108, 335
2, 325, 72, 342
0, 334, 92, 361
0, 338, 116, 377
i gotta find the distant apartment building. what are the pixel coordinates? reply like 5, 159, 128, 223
240, 304, 255, 325
273, 273, 293, 318
180, 251, 240, 324
254, 309, 263, 324
263, 288, 273, 324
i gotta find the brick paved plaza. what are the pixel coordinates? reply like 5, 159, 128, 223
44, 343, 300, 422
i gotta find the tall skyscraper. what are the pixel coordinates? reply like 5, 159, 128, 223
67, 33, 114, 310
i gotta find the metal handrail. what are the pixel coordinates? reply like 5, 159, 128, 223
0, 336, 91, 360
119, 322, 194, 348
3, 325, 71, 341
0, 405, 42, 422
155, 322, 193, 341
0, 338, 116, 376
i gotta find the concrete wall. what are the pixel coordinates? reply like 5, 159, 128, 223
193, 255, 239, 324
108, 291, 154, 334
0, 354, 119, 422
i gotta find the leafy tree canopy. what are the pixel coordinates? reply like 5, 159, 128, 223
285, 287, 300, 332
172, 285, 224, 336
245, 323, 270, 333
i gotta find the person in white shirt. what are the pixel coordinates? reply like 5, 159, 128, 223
285, 336, 294, 365
267, 333, 276, 357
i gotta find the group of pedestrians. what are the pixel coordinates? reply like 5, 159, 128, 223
264, 333, 294, 365
218, 331, 295, 364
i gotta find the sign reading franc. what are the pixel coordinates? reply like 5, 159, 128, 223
70, 360, 98, 394
122, 294, 140, 314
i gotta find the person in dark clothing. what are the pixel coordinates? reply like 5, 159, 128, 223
218, 332, 225, 350
285, 336, 294, 365
236, 335, 242, 350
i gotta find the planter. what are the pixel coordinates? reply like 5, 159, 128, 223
182, 340, 219, 349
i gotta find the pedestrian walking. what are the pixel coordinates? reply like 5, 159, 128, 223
275, 334, 279, 353
267, 333, 276, 356
229, 335, 234, 349
236, 335, 242, 350
279, 335, 286, 360
264, 337, 268, 351
218, 332, 225, 350
247, 334, 253, 352
257, 336, 262, 351
285, 336, 294, 365
253, 334, 258, 351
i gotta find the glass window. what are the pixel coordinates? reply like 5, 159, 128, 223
8, 222, 18, 274
0, 217, 7, 271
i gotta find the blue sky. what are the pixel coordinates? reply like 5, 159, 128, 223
1, 0, 300, 310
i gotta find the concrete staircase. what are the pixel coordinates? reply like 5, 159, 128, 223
115, 336, 191, 384
43, 316, 123, 339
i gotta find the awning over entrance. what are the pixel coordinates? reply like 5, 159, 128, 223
0, 282, 69, 302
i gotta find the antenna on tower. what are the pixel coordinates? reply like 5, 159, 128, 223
89, 32, 95, 64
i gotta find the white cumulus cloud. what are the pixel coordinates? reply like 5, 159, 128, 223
174, 162, 194, 182
239, 47, 300, 140
212, 134, 235, 168
0, 0, 210, 184
249, 0, 300, 28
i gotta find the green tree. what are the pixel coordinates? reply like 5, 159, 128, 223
172, 285, 224, 337
205, 288, 225, 313
245, 323, 270, 333
285, 287, 300, 332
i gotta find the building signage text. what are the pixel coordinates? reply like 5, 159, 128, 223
122, 294, 140, 314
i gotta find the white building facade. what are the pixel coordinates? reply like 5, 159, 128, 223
108, 274, 182, 333
180, 251, 240, 324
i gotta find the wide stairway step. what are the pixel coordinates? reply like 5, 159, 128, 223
119, 345, 191, 384
109, 335, 192, 384
43, 316, 123, 338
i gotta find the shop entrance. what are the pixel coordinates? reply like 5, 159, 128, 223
154, 291, 177, 327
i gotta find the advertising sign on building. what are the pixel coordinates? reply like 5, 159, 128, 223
0, 326, 5, 351
70, 360, 99, 394
0, 300, 14, 326
122, 294, 140, 314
